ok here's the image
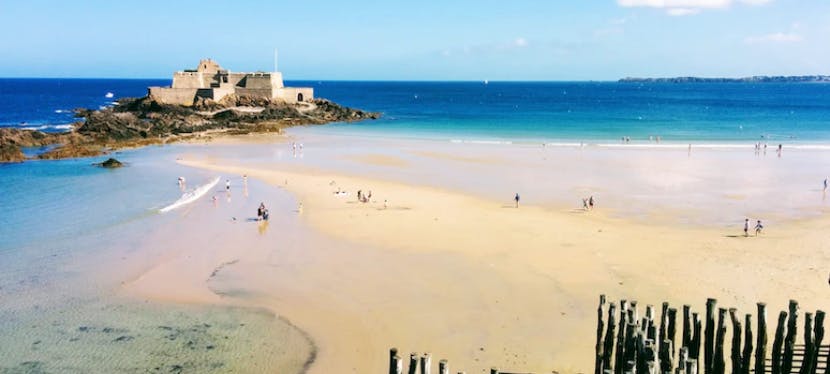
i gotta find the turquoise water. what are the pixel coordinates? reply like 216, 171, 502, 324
305, 81, 830, 144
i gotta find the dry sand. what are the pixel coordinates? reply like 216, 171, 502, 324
124, 133, 830, 373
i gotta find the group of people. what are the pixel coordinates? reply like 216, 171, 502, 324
743, 218, 763, 237
582, 196, 595, 211
357, 190, 372, 203
257, 202, 270, 221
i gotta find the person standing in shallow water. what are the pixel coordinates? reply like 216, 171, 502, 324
514, 193, 520, 208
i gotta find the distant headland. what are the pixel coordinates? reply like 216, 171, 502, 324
619, 75, 830, 83
0, 59, 379, 163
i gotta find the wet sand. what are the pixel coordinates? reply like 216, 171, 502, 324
120, 131, 830, 373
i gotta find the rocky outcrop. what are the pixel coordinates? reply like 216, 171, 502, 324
0, 95, 380, 162
96, 158, 123, 168
0, 143, 25, 163
620, 75, 830, 83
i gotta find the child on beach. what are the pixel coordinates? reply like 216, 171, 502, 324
514, 193, 520, 208
589, 196, 594, 210
755, 220, 763, 236
744, 218, 750, 237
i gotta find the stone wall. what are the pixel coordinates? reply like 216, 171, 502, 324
172, 72, 206, 89
148, 87, 198, 106
278, 87, 314, 103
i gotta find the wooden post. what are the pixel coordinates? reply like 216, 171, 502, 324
645, 342, 658, 374
705, 298, 717, 374
438, 359, 448, 374
683, 305, 693, 351
661, 302, 670, 355
391, 348, 399, 374
730, 308, 743, 374
409, 352, 419, 374
678, 347, 689, 372
390, 348, 403, 374
420, 353, 431, 374
811, 310, 824, 374
692, 313, 703, 361
757, 303, 768, 374
604, 303, 618, 372
616, 301, 629, 374
800, 313, 814, 374
625, 323, 638, 372
772, 311, 787, 374
686, 359, 698, 374
597, 295, 607, 374
660, 339, 674, 373
714, 308, 727, 374
742, 314, 753, 374
668, 308, 678, 356
647, 304, 656, 340
782, 300, 799, 374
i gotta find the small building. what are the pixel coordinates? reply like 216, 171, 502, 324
148, 59, 313, 106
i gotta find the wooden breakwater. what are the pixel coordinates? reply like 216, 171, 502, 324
594, 295, 826, 374
388, 295, 827, 374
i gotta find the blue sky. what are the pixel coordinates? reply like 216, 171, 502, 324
1, 0, 828, 80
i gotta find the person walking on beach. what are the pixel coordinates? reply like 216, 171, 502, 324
514, 193, 521, 208
582, 198, 589, 210
357, 190, 362, 202
743, 218, 750, 237
754, 220, 764, 236
824, 177, 828, 192
589, 195, 594, 210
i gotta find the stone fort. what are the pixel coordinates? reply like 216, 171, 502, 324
148, 59, 313, 106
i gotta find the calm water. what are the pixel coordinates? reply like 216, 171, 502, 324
2, 79, 830, 143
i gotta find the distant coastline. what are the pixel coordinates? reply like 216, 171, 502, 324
619, 75, 830, 83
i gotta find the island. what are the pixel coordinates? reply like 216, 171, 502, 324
619, 75, 830, 83
0, 59, 380, 163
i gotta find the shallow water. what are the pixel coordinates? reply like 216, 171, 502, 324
0, 145, 314, 373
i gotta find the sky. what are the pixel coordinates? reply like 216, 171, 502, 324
0, 0, 828, 80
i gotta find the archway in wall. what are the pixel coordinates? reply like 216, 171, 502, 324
297, 93, 304, 102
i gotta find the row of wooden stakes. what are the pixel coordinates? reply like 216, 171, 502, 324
387, 348, 520, 374
594, 294, 826, 374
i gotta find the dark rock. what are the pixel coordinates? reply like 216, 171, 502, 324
97, 158, 123, 168
2, 94, 379, 162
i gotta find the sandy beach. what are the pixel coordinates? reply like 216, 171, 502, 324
114, 130, 830, 373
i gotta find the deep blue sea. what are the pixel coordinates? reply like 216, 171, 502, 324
2, 78, 830, 143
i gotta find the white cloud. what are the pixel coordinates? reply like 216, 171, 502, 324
617, 0, 772, 15
744, 32, 803, 44
667, 8, 700, 15
513, 37, 528, 48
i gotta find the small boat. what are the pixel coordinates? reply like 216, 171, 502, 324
104, 92, 114, 98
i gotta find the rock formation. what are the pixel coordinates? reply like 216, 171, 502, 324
0, 96, 380, 162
